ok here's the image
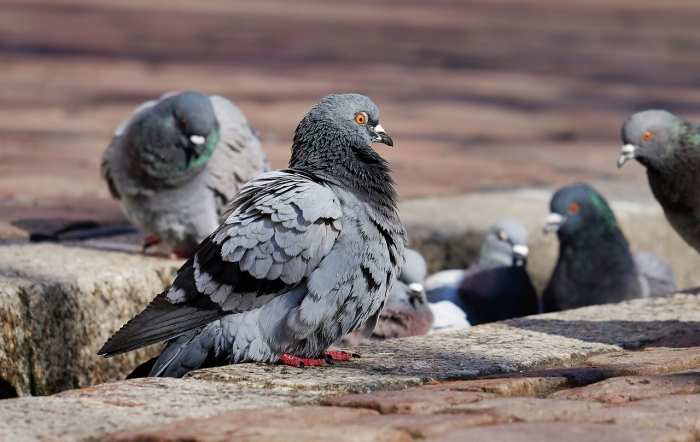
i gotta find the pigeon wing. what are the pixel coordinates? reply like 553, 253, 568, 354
206, 95, 270, 215
98, 170, 342, 356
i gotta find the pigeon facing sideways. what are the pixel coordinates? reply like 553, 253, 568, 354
102, 91, 269, 257
425, 220, 538, 325
543, 183, 676, 312
99, 93, 406, 373
618, 110, 700, 254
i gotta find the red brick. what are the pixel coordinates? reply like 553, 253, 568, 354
584, 347, 700, 376
550, 372, 700, 403
428, 421, 695, 442
323, 388, 493, 414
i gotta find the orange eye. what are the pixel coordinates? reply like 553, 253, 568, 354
567, 202, 580, 215
354, 112, 367, 125
643, 131, 653, 141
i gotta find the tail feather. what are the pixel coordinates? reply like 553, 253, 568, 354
98, 294, 223, 357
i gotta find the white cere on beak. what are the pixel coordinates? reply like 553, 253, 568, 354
512, 244, 529, 257
374, 123, 386, 134
617, 144, 637, 168
190, 135, 206, 145
408, 282, 424, 294
543, 213, 566, 234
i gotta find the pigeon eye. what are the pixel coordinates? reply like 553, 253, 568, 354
567, 202, 581, 215
354, 112, 367, 125
498, 230, 508, 241
643, 131, 654, 142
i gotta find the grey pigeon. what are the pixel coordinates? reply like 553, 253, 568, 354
542, 183, 676, 312
343, 249, 433, 346
99, 93, 405, 373
618, 110, 700, 253
425, 219, 538, 325
102, 91, 269, 257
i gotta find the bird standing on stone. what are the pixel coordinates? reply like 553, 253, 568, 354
99, 93, 405, 374
618, 110, 700, 254
425, 220, 538, 325
101, 91, 269, 257
543, 183, 675, 312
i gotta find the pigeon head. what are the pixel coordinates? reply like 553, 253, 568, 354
618, 110, 684, 170
289, 94, 393, 173
128, 91, 220, 184
543, 183, 618, 240
479, 219, 529, 268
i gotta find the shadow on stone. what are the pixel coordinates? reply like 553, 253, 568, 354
0, 378, 18, 399
511, 318, 700, 349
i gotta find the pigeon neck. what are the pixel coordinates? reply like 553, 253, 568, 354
290, 139, 398, 211
559, 227, 634, 268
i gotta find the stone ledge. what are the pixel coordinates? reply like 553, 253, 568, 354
0, 243, 180, 395
1, 294, 698, 441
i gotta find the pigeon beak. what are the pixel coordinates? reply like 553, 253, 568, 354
511, 244, 529, 267
617, 144, 637, 168
407, 282, 425, 308
543, 213, 565, 234
190, 135, 206, 146
372, 124, 394, 147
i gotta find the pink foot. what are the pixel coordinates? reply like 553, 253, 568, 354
142, 234, 161, 253
324, 350, 357, 362
278, 354, 326, 368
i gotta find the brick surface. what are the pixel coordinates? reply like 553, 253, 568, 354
584, 347, 700, 376
105, 406, 410, 442
550, 372, 700, 403
424, 376, 571, 397
428, 422, 695, 442
323, 388, 494, 415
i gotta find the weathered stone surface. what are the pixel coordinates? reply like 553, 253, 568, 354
550, 372, 700, 404
323, 388, 493, 415
104, 406, 409, 442
583, 347, 700, 376
576, 394, 700, 432
0, 243, 180, 396
429, 421, 695, 442
447, 397, 605, 421
424, 376, 571, 397
0, 377, 311, 442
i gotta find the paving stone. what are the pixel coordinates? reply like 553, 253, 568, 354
550, 372, 700, 403
583, 347, 700, 376
104, 406, 409, 442
0, 244, 180, 396
575, 394, 700, 433
424, 376, 571, 397
323, 387, 494, 414
428, 421, 695, 442
0, 377, 311, 442
445, 397, 605, 421
347, 413, 502, 439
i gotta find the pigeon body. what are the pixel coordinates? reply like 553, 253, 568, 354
543, 183, 675, 312
618, 110, 700, 253
426, 220, 538, 325
343, 249, 433, 346
102, 91, 268, 256
100, 94, 405, 376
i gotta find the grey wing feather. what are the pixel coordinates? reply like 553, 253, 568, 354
635, 252, 676, 297
206, 96, 270, 215
98, 171, 342, 356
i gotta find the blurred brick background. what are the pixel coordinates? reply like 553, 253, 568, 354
3, 0, 700, 233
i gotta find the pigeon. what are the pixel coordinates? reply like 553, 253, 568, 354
99, 93, 406, 373
425, 219, 538, 325
542, 183, 676, 312
618, 110, 700, 253
101, 91, 269, 257
342, 248, 434, 346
